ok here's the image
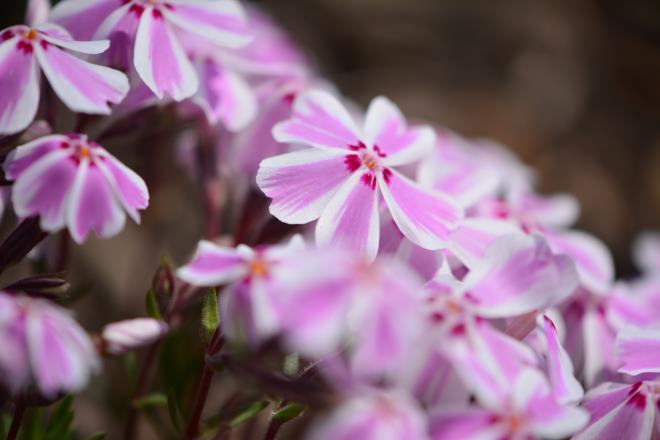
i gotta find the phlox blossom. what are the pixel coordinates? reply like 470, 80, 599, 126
4, 133, 149, 243
0, 23, 128, 134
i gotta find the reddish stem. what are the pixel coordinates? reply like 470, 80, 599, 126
6, 401, 25, 440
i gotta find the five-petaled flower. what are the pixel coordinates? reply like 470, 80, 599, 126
0, 23, 128, 135
4, 133, 149, 243
257, 90, 463, 261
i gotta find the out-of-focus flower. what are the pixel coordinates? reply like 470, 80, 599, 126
574, 380, 660, 439
0, 23, 128, 135
308, 389, 430, 440
4, 133, 149, 243
101, 318, 168, 355
51, 0, 251, 101
257, 90, 463, 260
0, 291, 99, 397
269, 247, 429, 383
430, 369, 588, 440
176, 235, 304, 343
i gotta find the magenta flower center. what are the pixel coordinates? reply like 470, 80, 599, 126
344, 142, 392, 189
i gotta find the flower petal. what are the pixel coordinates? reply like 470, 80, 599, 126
272, 90, 360, 150
12, 150, 77, 231
465, 234, 579, 318
449, 218, 520, 268
165, 0, 250, 48
257, 148, 349, 224
378, 169, 463, 250
51, 0, 121, 41
192, 59, 257, 130
429, 407, 505, 440
545, 230, 614, 295
134, 7, 198, 101
541, 315, 584, 404
0, 37, 40, 135
176, 241, 247, 285
573, 399, 654, 440
363, 96, 435, 165
4, 134, 68, 180
37, 23, 110, 54
66, 160, 127, 243
616, 326, 660, 375
316, 171, 380, 261
95, 151, 149, 223
35, 43, 128, 114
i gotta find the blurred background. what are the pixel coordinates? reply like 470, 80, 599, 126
3, 0, 660, 436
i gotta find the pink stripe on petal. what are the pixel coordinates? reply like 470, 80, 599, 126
616, 327, 660, 375
176, 241, 247, 286
378, 169, 462, 250
165, 0, 251, 48
573, 399, 654, 440
66, 161, 127, 243
272, 90, 360, 150
134, 8, 198, 101
95, 152, 149, 223
4, 134, 69, 180
0, 38, 40, 135
35, 44, 128, 114
316, 171, 380, 261
12, 150, 77, 231
51, 0, 123, 41
257, 148, 349, 224
429, 408, 505, 440
542, 315, 584, 404
466, 234, 579, 317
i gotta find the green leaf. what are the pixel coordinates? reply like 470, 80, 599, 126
132, 393, 168, 409
166, 390, 182, 432
85, 434, 106, 440
272, 403, 305, 424
45, 397, 74, 440
200, 288, 219, 346
145, 289, 163, 320
228, 401, 268, 428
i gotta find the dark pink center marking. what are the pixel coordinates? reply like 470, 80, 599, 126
1, 30, 15, 41
343, 142, 392, 189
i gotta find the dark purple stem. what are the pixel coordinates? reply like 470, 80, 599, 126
6, 401, 25, 440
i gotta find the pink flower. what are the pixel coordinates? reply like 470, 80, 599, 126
51, 0, 251, 101
4, 133, 149, 243
574, 380, 660, 439
0, 23, 129, 135
101, 318, 168, 355
615, 326, 660, 375
257, 90, 463, 260
0, 291, 99, 397
308, 389, 429, 440
176, 235, 304, 343
430, 369, 588, 440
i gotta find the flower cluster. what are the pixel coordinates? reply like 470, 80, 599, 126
0, 0, 658, 439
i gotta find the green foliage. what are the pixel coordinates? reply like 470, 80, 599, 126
146, 289, 164, 320
132, 393, 168, 409
228, 400, 269, 428
200, 288, 219, 346
272, 403, 305, 424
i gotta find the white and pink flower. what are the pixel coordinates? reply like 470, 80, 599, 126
257, 90, 463, 261
0, 23, 128, 135
4, 133, 149, 243
0, 291, 99, 397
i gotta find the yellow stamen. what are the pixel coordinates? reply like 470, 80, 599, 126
79, 146, 90, 158
249, 259, 268, 278
26, 29, 37, 40
362, 156, 377, 171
